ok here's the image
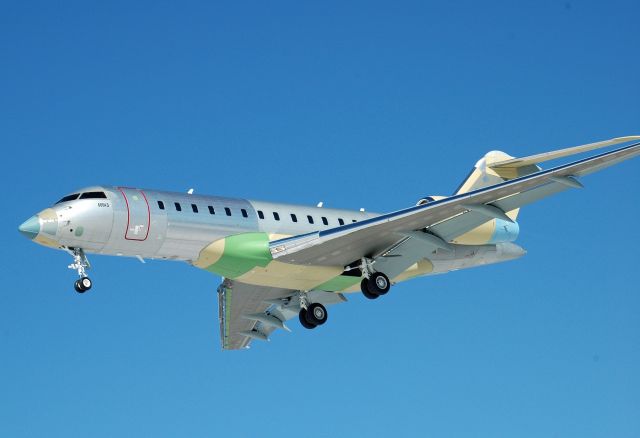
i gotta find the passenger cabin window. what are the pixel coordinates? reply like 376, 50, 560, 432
352, 219, 357, 223
157, 201, 165, 210
322, 217, 328, 226
338, 218, 344, 225
225, 207, 232, 216
291, 213, 298, 222
175, 202, 182, 212
80, 191, 107, 199
258, 210, 264, 219
208, 206, 215, 215
273, 212, 280, 221
191, 204, 198, 213
307, 215, 314, 224
241, 209, 248, 218
55, 194, 79, 204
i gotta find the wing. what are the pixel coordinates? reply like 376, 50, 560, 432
270, 140, 640, 267
217, 278, 346, 350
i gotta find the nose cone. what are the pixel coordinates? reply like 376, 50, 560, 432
18, 215, 40, 239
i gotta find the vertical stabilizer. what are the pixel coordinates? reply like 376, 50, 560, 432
454, 150, 540, 222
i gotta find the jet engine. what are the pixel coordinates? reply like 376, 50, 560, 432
416, 195, 447, 206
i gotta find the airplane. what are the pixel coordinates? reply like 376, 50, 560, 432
18, 136, 640, 349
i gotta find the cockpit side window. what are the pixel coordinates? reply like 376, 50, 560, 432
79, 191, 107, 200
55, 194, 80, 204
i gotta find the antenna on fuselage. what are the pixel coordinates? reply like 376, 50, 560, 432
187, 188, 194, 195
317, 202, 323, 208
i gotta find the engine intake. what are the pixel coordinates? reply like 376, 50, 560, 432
416, 195, 446, 206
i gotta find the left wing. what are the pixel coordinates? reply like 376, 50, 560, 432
269, 140, 640, 267
217, 279, 346, 350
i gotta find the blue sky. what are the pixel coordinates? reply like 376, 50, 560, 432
1, 1, 639, 436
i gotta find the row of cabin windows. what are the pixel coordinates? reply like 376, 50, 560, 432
156, 200, 357, 226
257, 210, 354, 226
156, 200, 247, 217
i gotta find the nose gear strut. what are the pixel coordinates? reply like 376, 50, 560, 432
67, 247, 92, 293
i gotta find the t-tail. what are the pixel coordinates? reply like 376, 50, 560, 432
450, 136, 640, 245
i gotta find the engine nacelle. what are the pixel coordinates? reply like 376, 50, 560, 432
416, 195, 447, 206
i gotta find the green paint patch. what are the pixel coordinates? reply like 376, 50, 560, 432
206, 232, 273, 279
314, 275, 361, 292
74, 226, 84, 237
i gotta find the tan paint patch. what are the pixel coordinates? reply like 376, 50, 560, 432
456, 169, 482, 194
34, 234, 59, 248
193, 238, 226, 269
453, 220, 497, 245
236, 260, 343, 291
39, 208, 57, 221
343, 283, 362, 293
268, 233, 292, 241
392, 258, 435, 282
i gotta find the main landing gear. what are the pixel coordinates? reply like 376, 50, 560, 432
360, 272, 391, 299
298, 294, 328, 330
357, 257, 391, 300
68, 247, 92, 293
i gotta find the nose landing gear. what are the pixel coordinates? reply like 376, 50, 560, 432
74, 277, 92, 293
67, 248, 92, 293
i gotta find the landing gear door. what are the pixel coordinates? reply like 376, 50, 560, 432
119, 188, 150, 241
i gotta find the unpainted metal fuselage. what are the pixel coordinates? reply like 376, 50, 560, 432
20, 185, 525, 291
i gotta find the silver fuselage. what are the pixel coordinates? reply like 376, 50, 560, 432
22, 185, 525, 282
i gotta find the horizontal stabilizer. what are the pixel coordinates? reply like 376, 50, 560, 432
490, 136, 640, 169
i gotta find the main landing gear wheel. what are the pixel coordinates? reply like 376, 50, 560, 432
74, 277, 92, 293
361, 273, 391, 299
370, 272, 390, 295
299, 303, 328, 329
361, 278, 379, 300
299, 309, 317, 329
306, 303, 328, 325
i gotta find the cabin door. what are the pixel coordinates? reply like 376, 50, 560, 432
119, 188, 150, 241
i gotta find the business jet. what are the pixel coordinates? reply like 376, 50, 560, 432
19, 136, 640, 349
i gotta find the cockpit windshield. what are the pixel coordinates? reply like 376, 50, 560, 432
55, 194, 80, 204
79, 191, 107, 199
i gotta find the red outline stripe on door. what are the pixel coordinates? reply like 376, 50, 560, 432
119, 188, 151, 241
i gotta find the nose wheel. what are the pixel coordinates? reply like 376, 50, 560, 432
67, 247, 93, 293
74, 277, 93, 293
